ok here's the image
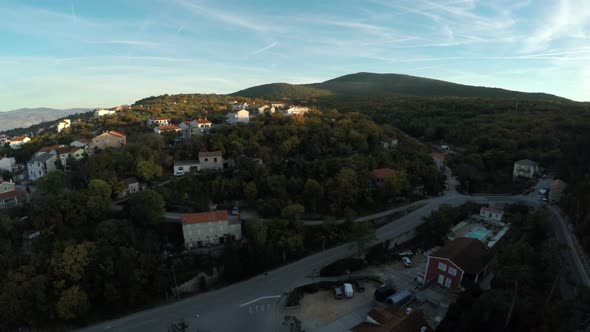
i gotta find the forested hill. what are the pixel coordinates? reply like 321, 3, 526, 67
232, 72, 569, 101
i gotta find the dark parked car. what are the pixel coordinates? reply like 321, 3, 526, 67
333, 287, 344, 300
374, 284, 396, 302
353, 280, 365, 292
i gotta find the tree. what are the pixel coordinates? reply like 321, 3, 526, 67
281, 204, 305, 222
135, 159, 162, 182
37, 170, 67, 194
383, 170, 410, 197
87, 179, 112, 220
268, 219, 304, 262
55, 285, 89, 320
128, 189, 165, 225
303, 179, 324, 213
244, 181, 257, 201
349, 221, 376, 258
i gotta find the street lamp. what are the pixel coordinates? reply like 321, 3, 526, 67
321, 235, 326, 251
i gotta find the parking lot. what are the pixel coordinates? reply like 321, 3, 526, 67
292, 280, 377, 331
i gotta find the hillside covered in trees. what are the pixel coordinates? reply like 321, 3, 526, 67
233, 72, 568, 101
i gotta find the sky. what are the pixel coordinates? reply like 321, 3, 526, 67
1, 0, 590, 111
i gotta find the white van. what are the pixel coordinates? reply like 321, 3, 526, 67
343, 283, 354, 298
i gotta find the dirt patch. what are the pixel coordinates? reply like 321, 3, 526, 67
298, 281, 376, 326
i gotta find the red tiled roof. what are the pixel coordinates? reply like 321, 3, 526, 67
38, 144, 64, 153
11, 136, 27, 142
550, 179, 566, 191
57, 146, 82, 154
481, 207, 504, 215
431, 237, 492, 274
430, 152, 445, 161
74, 138, 91, 144
181, 211, 229, 225
197, 118, 211, 124
0, 189, 27, 201
371, 168, 396, 180
107, 130, 126, 138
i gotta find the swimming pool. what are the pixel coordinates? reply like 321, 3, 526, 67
467, 227, 491, 241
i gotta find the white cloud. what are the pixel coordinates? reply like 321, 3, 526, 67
248, 42, 278, 56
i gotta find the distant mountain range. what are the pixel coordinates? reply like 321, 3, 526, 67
232, 72, 569, 101
0, 107, 92, 132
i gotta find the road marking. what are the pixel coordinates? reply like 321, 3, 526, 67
239, 295, 281, 307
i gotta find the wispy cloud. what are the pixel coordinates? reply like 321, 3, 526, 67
85, 40, 160, 47
70, 2, 78, 25
172, 0, 269, 32
248, 42, 278, 56
522, 0, 590, 53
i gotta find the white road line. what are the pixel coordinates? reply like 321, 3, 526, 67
239, 295, 281, 307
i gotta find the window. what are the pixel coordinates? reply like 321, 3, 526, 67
214, 157, 217, 162
448, 267, 457, 276
205, 158, 208, 162
438, 262, 447, 271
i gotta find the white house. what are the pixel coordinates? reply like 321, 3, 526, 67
0, 156, 17, 172
174, 160, 199, 176
57, 119, 71, 133
513, 159, 538, 179
154, 124, 182, 135
179, 118, 212, 137
271, 103, 284, 108
70, 138, 92, 149
9, 136, 31, 150
181, 211, 242, 248
35, 144, 65, 157
120, 177, 140, 198
284, 106, 309, 116
479, 207, 504, 222
232, 102, 249, 111
0, 180, 28, 209
226, 110, 250, 124
94, 108, 117, 117
147, 118, 170, 127
27, 153, 57, 181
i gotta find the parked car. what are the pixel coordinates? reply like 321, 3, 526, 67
402, 257, 412, 267
539, 188, 548, 195
374, 284, 396, 302
231, 206, 240, 215
386, 289, 414, 307
416, 272, 425, 283
333, 287, 343, 300
343, 283, 354, 298
353, 280, 365, 292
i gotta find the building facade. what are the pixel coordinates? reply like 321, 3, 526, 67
182, 211, 241, 248
0, 156, 16, 172
57, 119, 71, 133
423, 237, 492, 289
479, 207, 504, 222
513, 159, 538, 179
91, 131, 127, 149
9, 136, 31, 149
226, 110, 250, 124
0, 180, 28, 209
198, 151, 223, 171
27, 153, 57, 181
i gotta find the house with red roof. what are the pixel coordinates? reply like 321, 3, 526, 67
371, 168, 396, 186
423, 237, 493, 289
549, 179, 567, 203
154, 124, 182, 135
9, 136, 31, 150
430, 152, 445, 170
0, 180, 28, 209
70, 138, 92, 148
147, 118, 170, 127
181, 210, 241, 248
91, 130, 126, 149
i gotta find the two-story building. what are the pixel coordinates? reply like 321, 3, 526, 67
57, 119, 71, 133
70, 138, 92, 149
284, 106, 309, 116
0, 156, 17, 172
154, 124, 182, 135
513, 159, 538, 179
226, 110, 250, 124
423, 237, 492, 289
198, 151, 224, 171
147, 118, 170, 127
179, 119, 212, 137
9, 136, 31, 150
181, 211, 242, 248
27, 153, 57, 181
95, 108, 117, 117
56, 146, 85, 166
91, 131, 127, 149
119, 177, 140, 198
0, 180, 28, 209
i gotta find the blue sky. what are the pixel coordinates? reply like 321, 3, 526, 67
1, 0, 589, 111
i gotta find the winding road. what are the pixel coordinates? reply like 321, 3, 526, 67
85, 177, 589, 332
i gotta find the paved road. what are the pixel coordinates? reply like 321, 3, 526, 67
83, 190, 588, 331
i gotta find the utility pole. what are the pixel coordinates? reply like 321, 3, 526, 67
171, 264, 179, 300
